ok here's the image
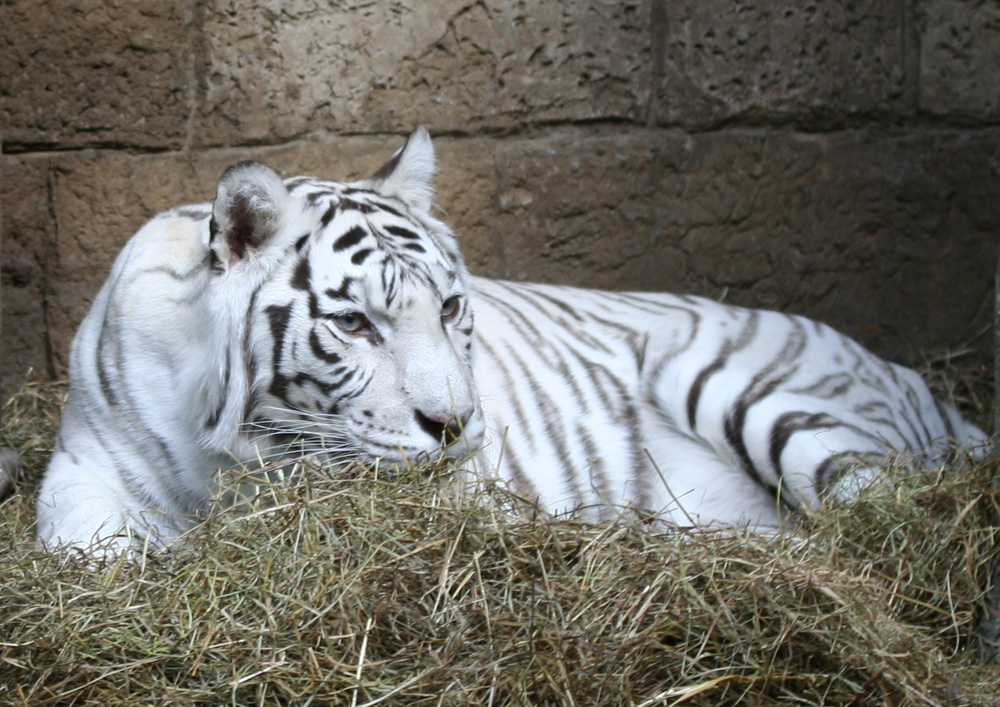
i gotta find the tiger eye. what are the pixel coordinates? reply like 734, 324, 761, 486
334, 311, 366, 333
441, 296, 460, 321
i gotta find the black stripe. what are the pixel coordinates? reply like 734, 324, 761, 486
204, 349, 232, 430
528, 288, 586, 323
686, 311, 760, 429
577, 424, 610, 510
501, 446, 538, 502
380, 260, 400, 306
103, 377, 186, 496
308, 290, 322, 319
242, 388, 261, 429
286, 370, 350, 397
291, 257, 311, 290
306, 190, 333, 203
320, 204, 337, 228
789, 372, 854, 399
767, 411, 840, 479
630, 332, 650, 374
370, 149, 402, 181
325, 277, 355, 302
97, 349, 118, 408
351, 248, 373, 265
338, 190, 406, 217
374, 201, 403, 218
333, 225, 367, 251
934, 399, 956, 439
902, 384, 935, 448
269, 373, 290, 405
309, 329, 342, 364
723, 319, 807, 499
209, 247, 224, 274
384, 224, 422, 240
266, 303, 293, 370
851, 399, 895, 427
562, 345, 622, 419
475, 336, 538, 451
504, 342, 587, 507
473, 288, 555, 366
242, 288, 262, 425
339, 198, 376, 214
575, 313, 633, 354
96, 306, 120, 408
814, 458, 841, 490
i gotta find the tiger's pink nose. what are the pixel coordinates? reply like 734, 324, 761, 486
414, 408, 473, 444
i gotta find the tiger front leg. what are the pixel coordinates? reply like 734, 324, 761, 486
35, 449, 145, 559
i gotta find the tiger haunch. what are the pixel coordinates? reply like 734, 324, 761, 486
36, 128, 987, 556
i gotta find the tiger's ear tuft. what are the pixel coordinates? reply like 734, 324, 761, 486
368, 127, 436, 214
210, 161, 290, 267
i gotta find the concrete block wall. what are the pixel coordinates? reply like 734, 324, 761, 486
2, 0, 998, 394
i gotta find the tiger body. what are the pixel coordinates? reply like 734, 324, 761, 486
471, 279, 981, 525
36, 128, 986, 554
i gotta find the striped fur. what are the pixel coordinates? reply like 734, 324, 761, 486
37, 128, 987, 555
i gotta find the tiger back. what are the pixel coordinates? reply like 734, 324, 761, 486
469, 279, 984, 525
36, 128, 987, 555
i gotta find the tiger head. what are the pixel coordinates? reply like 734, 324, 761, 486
206, 128, 484, 469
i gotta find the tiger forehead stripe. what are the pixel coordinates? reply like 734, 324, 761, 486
338, 197, 378, 214
384, 224, 421, 240
340, 188, 405, 217
333, 226, 367, 252
325, 277, 354, 302
319, 203, 337, 228
351, 248, 374, 265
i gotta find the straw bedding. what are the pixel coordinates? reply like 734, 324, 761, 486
1, 373, 998, 706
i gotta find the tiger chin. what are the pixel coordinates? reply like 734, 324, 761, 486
37, 127, 986, 558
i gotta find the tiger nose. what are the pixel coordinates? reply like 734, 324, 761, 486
414, 408, 473, 445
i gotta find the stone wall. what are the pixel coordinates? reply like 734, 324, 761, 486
2, 0, 999, 395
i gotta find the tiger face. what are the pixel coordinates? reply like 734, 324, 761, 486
210, 129, 484, 468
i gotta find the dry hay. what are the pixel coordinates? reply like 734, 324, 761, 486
1, 379, 999, 706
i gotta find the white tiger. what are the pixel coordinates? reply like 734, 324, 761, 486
36, 127, 987, 555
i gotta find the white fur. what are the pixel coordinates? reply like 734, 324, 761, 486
36, 129, 988, 558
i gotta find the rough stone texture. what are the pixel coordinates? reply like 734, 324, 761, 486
664, 131, 1000, 358
2, 1, 999, 396
918, 0, 1000, 120
0, 0, 195, 150
475, 130, 998, 360
2, 157, 54, 384
653, 0, 910, 128
196, 0, 650, 144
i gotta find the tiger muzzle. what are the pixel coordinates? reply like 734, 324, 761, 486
414, 409, 473, 447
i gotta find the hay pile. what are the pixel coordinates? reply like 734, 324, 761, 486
1, 381, 999, 706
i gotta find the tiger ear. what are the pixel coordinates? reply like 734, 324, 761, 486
210, 161, 290, 267
367, 127, 436, 213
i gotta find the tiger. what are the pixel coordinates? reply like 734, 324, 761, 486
36, 127, 987, 556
